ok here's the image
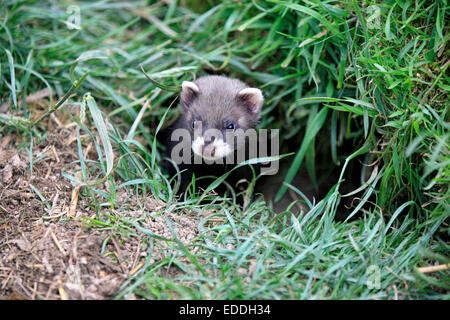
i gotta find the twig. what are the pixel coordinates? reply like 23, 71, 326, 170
126, 99, 151, 140
417, 263, 449, 274
132, 8, 178, 38
68, 171, 82, 217
128, 259, 145, 277
50, 230, 67, 256
58, 278, 68, 300
111, 236, 128, 273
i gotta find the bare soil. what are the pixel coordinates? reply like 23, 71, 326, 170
0, 114, 200, 300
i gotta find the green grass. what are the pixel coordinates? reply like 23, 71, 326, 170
1, 0, 449, 299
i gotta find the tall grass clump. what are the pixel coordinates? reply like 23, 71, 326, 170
0, 0, 448, 299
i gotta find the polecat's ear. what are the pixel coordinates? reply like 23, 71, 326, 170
181, 81, 199, 107
237, 88, 264, 114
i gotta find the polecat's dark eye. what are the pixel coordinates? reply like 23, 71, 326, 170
192, 120, 196, 128
226, 123, 235, 130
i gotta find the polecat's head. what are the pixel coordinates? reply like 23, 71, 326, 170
179, 76, 264, 161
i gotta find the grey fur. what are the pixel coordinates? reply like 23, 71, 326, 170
180, 75, 263, 132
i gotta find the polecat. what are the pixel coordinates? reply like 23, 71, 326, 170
165, 75, 264, 200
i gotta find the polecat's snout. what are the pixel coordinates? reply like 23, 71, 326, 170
192, 134, 233, 161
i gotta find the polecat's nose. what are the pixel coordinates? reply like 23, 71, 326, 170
203, 143, 216, 158
205, 136, 215, 145
204, 147, 215, 157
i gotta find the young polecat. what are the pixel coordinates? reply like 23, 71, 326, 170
165, 75, 264, 199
